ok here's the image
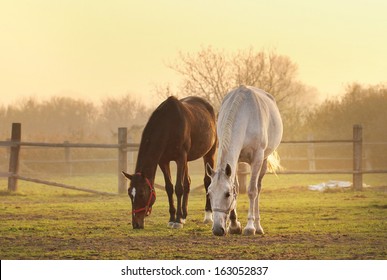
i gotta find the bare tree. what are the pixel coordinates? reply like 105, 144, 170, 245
232, 49, 300, 105
157, 46, 316, 112
153, 82, 176, 101
97, 94, 150, 141
162, 46, 232, 107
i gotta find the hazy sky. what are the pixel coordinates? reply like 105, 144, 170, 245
1, 0, 386, 106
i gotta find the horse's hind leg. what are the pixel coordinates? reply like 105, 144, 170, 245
254, 159, 267, 235
173, 155, 188, 229
203, 144, 216, 224
160, 162, 175, 228
182, 167, 191, 222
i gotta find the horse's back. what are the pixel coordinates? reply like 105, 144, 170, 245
145, 96, 216, 162
221, 85, 277, 112
219, 86, 283, 158
181, 96, 217, 160
181, 96, 215, 116
245, 87, 283, 147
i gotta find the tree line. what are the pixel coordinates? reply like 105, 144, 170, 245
157, 46, 386, 144
0, 95, 151, 143
1, 47, 386, 145
1, 47, 386, 174
302, 83, 387, 142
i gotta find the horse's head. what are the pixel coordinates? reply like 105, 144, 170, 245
206, 163, 237, 236
122, 171, 156, 229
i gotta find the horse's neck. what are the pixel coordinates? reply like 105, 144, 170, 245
216, 91, 248, 177
217, 131, 244, 179
135, 143, 163, 183
135, 161, 158, 183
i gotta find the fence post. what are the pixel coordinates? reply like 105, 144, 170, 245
64, 141, 72, 176
118, 127, 128, 194
307, 134, 316, 171
353, 124, 363, 191
8, 123, 21, 192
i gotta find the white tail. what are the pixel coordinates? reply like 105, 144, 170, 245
267, 150, 283, 174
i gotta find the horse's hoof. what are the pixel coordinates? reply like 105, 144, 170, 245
203, 211, 213, 224
180, 218, 186, 224
167, 222, 174, 228
255, 227, 265, 235
229, 227, 242, 234
172, 223, 184, 229
243, 227, 256, 236
228, 222, 242, 234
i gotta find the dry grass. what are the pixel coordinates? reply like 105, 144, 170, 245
0, 174, 386, 259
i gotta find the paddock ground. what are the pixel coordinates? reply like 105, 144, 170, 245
0, 174, 386, 259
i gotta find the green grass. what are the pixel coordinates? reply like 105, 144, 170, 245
0, 173, 386, 259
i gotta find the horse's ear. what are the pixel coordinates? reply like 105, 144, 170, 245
206, 163, 214, 178
225, 163, 232, 178
122, 171, 133, 180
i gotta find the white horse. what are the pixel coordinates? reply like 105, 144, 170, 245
206, 86, 283, 236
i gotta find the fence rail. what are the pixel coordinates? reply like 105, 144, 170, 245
1, 123, 387, 194
1, 123, 132, 195
0, 141, 138, 149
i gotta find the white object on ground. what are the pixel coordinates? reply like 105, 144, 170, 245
308, 180, 352, 191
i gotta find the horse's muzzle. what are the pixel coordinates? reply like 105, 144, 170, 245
212, 224, 226, 236
132, 221, 144, 229
212, 211, 227, 236
132, 214, 145, 229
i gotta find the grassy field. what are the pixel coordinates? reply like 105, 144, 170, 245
0, 173, 386, 259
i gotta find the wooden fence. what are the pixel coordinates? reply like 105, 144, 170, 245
1, 123, 386, 194
0, 123, 137, 195
237, 124, 387, 192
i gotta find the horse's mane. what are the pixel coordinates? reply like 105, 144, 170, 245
218, 87, 248, 155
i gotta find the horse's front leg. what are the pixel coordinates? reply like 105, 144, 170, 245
173, 156, 187, 229
228, 175, 241, 234
254, 159, 267, 234
160, 162, 175, 228
228, 208, 242, 234
243, 153, 264, 236
203, 149, 215, 224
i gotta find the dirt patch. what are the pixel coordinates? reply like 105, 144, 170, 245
2, 231, 385, 260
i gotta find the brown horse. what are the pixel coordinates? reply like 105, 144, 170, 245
122, 96, 217, 229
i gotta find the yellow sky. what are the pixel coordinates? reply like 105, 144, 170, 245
1, 0, 386, 106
